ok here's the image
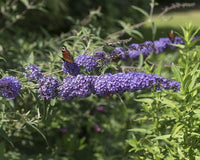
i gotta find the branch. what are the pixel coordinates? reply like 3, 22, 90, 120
107, 2, 195, 40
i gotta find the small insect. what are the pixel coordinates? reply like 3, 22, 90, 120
106, 93, 113, 99
61, 46, 74, 63
169, 30, 174, 42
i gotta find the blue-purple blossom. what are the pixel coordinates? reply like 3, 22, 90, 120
59, 128, 68, 133
93, 51, 106, 59
95, 105, 106, 112
111, 47, 127, 60
75, 54, 98, 72
128, 43, 139, 50
170, 36, 184, 49
23, 64, 43, 82
93, 73, 112, 96
38, 76, 60, 100
139, 41, 154, 56
58, 72, 180, 101
154, 39, 168, 54
62, 61, 80, 76
59, 75, 93, 100
93, 124, 101, 132
0, 76, 21, 99
127, 49, 141, 59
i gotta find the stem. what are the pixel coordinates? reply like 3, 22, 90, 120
106, 2, 195, 39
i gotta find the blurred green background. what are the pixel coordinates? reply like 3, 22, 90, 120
0, 0, 200, 159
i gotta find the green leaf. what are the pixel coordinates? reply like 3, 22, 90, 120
0, 57, 6, 62
171, 63, 182, 82
171, 124, 184, 137
0, 128, 14, 147
153, 134, 170, 140
134, 98, 154, 105
152, 22, 157, 41
20, 0, 29, 8
131, 5, 149, 18
188, 74, 197, 92
27, 52, 34, 64
25, 121, 48, 146
138, 53, 144, 68
156, 97, 177, 108
130, 30, 143, 39
126, 134, 138, 151
128, 128, 152, 134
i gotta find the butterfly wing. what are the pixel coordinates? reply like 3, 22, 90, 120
62, 46, 74, 63
169, 30, 174, 42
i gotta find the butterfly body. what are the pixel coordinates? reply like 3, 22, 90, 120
62, 46, 74, 63
169, 30, 174, 42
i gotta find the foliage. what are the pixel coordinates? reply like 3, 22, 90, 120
127, 24, 200, 159
0, 0, 200, 159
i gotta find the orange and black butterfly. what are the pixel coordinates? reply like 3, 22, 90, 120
61, 46, 74, 63
169, 30, 174, 42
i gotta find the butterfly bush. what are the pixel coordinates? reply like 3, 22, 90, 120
59, 72, 180, 101
59, 75, 94, 100
62, 61, 80, 76
63, 36, 198, 73
2, 36, 188, 100
0, 76, 22, 99
23, 64, 43, 82
75, 54, 99, 72
38, 76, 61, 100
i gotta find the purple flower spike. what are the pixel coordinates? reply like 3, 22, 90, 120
111, 47, 127, 60
93, 124, 101, 132
128, 50, 141, 59
62, 61, 80, 76
75, 54, 98, 72
59, 128, 68, 133
59, 75, 93, 100
93, 73, 112, 96
170, 36, 184, 49
23, 64, 43, 82
38, 76, 60, 100
95, 105, 106, 112
93, 51, 106, 59
0, 76, 22, 99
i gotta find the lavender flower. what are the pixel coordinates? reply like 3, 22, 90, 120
0, 76, 21, 99
93, 124, 101, 132
23, 64, 43, 82
38, 76, 60, 100
59, 75, 93, 100
93, 73, 112, 96
154, 39, 168, 54
62, 61, 80, 76
59, 128, 68, 133
128, 43, 139, 50
75, 54, 98, 72
58, 72, 180, 100
93, 51, 106, 59
127, 49, 141, 59
95, 105, 106, 112
111, 47, 127, 60
170, 36, 184, 49
139, 41, 154, 56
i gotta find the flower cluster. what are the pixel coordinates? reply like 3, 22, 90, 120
62, 61, 80, 76
38, 76, 61, 100
71, 36, 187, 72
58, 72, 180, 101
0, 76, 22, 99
23, 64, 43, 82
59, 75, 94, 100
75, 54, 99, 72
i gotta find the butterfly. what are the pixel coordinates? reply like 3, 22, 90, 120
61, 46, 74, 63
169, 30, 174, 42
